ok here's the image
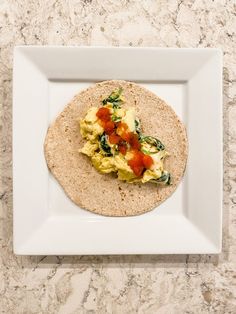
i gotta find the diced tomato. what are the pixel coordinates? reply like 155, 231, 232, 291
133, 165, 144, 177
109, 133, 121, 144
129, 133, 141, 150
99, 120, 106, 129
104, 121, 115, 134
142, 154, 153, 169
131, 150, 144, 165
128, 150, 154, 176
128, 150, 145, 176
116, 122, 128, 135
116, 122, 128, 129
128, 159, 144, 176
96, 107, 111, 122
118, 143, 127, 155
120, 131, 131, 142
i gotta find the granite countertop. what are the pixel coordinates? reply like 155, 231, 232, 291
0, 0, 236, 313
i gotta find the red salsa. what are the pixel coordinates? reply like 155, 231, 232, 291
96, 107, 153, 176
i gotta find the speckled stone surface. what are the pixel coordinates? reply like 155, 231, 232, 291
0, 0, 236, 313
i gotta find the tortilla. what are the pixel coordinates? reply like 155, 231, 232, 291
44, 80, 188, 216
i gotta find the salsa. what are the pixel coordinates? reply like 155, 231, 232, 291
96, 107, 153, 176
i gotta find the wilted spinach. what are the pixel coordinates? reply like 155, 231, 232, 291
102, 88, 123, 109
99, 133, 112, 156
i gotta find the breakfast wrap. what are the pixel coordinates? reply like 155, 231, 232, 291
44, 80, 188, 216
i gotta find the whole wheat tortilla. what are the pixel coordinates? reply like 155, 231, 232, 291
44, 80, 188, 216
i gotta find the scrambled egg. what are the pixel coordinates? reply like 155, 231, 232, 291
79, 88, 171, 185
79, 107, 103, 141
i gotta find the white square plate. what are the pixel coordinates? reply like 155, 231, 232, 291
13, 47, 222, 254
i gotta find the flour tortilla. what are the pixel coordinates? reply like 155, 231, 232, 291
44, 80, 188, 216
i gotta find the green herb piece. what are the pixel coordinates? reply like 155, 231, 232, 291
140, 135, 165, 153
111, 114, 122, 122
150, 172, 171, 185
99, 133, 112, 156
140, 148, 152, 155
135, 118, 142, 136
102, 88, 123, 109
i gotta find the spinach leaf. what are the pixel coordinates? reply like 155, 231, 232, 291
135, 118, 142, 136
151, 172, 171, 185
99, 133, 112, 156
111, 114, 122, 122
102, 88, 123, 109
140, 136, 165, 152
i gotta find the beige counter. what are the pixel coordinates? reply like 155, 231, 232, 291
0, 0, 236, 312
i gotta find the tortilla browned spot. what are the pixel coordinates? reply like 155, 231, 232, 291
44, 80, 188, 216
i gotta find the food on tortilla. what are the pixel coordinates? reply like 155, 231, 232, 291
79, 88, 171, 185
44, 80, 187, 216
